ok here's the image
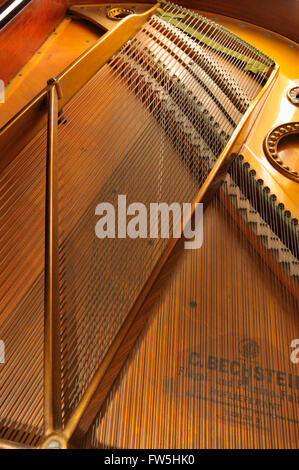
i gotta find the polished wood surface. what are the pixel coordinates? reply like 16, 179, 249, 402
0, 17, 101, 127
0, 0, 67, 85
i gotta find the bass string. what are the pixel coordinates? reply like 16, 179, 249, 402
0, 129, 47, 445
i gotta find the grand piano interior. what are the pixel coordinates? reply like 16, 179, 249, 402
0, 0, 298, 449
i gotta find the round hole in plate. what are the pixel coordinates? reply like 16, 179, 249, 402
287, 86, 299, 105
106, 7, 135, 20
263, 122, 299, 181
277, 133, 299, 174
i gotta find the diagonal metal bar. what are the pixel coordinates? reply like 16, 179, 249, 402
44, 79, 62, 435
